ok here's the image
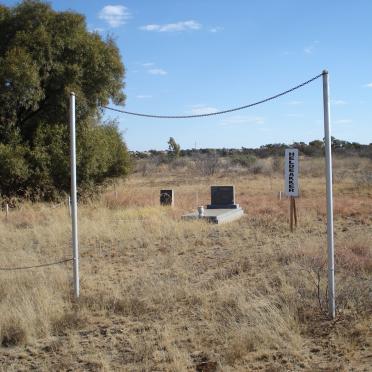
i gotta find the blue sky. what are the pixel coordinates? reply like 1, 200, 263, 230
4, 0, 372, 150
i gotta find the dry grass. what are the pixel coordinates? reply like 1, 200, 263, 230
0, 156, 371, 371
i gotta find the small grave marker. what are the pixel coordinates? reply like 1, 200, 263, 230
160, 189, 174, 206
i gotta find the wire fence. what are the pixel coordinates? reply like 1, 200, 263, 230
1, 252, 370, 283
102, 73, 323, 119
0, 258, 73, 271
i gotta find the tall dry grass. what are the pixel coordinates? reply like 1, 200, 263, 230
0, 156, 371, 371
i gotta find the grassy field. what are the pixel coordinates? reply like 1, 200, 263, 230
0, 156, 371, 371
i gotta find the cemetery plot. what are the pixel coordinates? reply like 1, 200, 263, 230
183, 185, 244, 224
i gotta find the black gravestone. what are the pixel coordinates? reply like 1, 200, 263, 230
207, 186, 239, 209
160, 189, 174, 206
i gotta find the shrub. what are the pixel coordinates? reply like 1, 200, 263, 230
272, 156, 284, 172
193, 153, 220, 176
0, 143, 30, 196
0, 120, 131, 201
231, 154, 257, 168
1, 321, 27, 347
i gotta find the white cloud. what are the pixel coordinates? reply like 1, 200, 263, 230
220, 115, 265, 126
334, 119, 352, 124
209, 27, 223, 33
331, 99, 348, 105
99, 5, 131, 28
365, 82, 372, 88
140, 24, 159, 31
287, 100, 303, 105
304, 40, 319, 54
189, 105, 218, 115
136, 95, 152, 99
141, 62, 167, 76
148, 68, 167, 75
140, 20, 201, 32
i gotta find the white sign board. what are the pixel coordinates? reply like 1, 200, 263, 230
284, 148, 299, 197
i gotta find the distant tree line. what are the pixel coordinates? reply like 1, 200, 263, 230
130, 138, 372, 160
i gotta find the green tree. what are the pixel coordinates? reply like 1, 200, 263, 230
167, 137, 181, 158
0, 0, 131, 200
309, 140, 324, 149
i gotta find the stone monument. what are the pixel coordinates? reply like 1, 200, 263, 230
182, 185, 244, 224
207, 186, 239, 209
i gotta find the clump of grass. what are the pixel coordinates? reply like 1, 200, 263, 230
1, 320, 27, 347
337, 238, 372, 273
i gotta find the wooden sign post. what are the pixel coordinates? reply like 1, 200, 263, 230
289, 196, 298, 232
285, 149, 299, 232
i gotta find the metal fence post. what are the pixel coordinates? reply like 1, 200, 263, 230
322, 70, 335, 318
70, 92, 80, 299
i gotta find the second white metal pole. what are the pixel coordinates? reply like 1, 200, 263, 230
70, 92, 80, 299
322, 70, 335, 319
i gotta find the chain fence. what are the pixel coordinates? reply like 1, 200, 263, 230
102, 73, 323, 119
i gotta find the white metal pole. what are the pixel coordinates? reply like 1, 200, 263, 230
69, 92, 80, 299
68, 196, 71, 217
322, 70, 335, 318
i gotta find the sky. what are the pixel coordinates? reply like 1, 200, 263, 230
3, 0, 372, 150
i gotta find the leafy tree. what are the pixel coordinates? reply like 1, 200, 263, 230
167, 137, 181, 158
0, 0, 125, 137
0, 143, 30, 196
309, 140, 324, 149
0, 0, 131, 200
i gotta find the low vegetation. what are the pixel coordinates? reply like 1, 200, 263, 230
0, 156, 371, 371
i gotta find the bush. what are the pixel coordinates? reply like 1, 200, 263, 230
193, 153, 220, 176
1, 321, 27, 347
0, 143, 30, 196
231, 154, 257, 168
0, 120, 131, 201
272, 156, 284, 172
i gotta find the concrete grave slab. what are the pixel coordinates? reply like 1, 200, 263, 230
182, 208, 244, 224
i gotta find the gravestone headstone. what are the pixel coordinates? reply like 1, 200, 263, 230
207, 186, 239, 209
182, 185, 244, 223
160, 189, 174, 206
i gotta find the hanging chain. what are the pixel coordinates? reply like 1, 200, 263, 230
101, 72, 324, 119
